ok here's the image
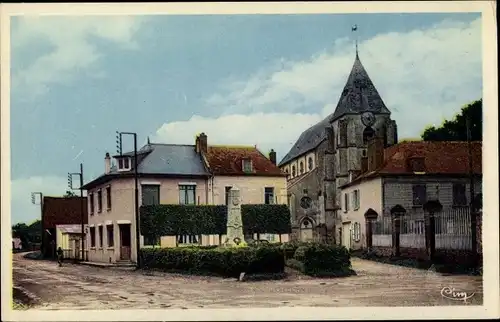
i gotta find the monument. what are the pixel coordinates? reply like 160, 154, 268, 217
225, 187, 245, 246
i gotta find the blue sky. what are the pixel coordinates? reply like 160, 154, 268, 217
10, 13, 482, 224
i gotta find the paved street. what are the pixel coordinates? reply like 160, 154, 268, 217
12, 253, 483, 309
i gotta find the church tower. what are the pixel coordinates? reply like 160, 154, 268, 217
325, 50, 398, 242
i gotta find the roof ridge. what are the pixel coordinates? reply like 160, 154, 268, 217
209, 144, 257, 149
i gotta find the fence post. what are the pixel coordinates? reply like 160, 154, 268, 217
364, 208, 378, 251
423, 200, 442, 261
390, 205, 406, 257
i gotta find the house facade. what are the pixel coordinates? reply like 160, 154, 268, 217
339, 140, 482, 251
82, 144, 211, 264
279, 50, 398, 243
82, 134, 288, 264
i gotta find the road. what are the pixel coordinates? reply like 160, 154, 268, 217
12, 252, 483, 309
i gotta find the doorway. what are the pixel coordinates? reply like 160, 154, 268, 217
342, 222, 352, 250
119, 224, 131, 260
299, 217, 314, 242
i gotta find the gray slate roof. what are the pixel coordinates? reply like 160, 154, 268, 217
278, 53, 390, 166
135, 143, 210, 176
278, 115, 331, 166
84, 143, 211, 189
331, 53, 391, 120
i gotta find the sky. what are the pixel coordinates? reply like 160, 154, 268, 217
10, 12, 482, 224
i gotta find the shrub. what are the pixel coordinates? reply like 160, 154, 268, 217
289, 243, 355, 277
139, 245, 285, 277
140, 204, 292, 241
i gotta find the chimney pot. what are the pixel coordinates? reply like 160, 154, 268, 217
198, 133, 208, 154
104, 152, 111, 174
269, 149, 277, 165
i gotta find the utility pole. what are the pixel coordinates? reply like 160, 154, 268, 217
466, 117, 477, 262
31, 192, 43, 254
68, 164, 85, 261
117, 131, 140, 268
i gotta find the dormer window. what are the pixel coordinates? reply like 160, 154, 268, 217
242, 159, 253, 173
408, 157, 425, 173
117, 157, 131, 171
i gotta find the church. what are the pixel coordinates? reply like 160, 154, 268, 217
278, 49, 398, 244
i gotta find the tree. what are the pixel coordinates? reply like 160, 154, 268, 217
421, 99, 482, 141
12, 220, 41, 249
64, 190, 76, 197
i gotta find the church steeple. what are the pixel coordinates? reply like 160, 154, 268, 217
330, 52, 391, 122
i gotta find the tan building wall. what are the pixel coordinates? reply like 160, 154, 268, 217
210, 175, 287, 205
340, 177, 383, 250
86, 177, 208, 263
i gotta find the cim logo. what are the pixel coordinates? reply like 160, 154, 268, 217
440, 287, 475, 303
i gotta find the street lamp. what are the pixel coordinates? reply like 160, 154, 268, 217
31, 192, 43, 253
68, 163, 85, 261
117, 131, 140, 268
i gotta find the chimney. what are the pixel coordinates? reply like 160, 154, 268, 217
367, 136, 385, 172
269, 149, 277, 165
104, 152, 111, 174
195, 135, 200, 153
199, 132, 208, 154
361, 157, 368, 173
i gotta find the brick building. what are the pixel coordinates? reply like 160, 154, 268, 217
42, 196, 88, 258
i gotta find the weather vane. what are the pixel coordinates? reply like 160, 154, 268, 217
352, 24, 358, 55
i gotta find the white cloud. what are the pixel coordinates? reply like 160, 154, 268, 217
153, 112, 323, 159
197, 17, 481, 143
10, 176, 74, 225
11, 16, 145, 98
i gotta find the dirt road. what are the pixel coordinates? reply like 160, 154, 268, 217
12, 253, 483, 309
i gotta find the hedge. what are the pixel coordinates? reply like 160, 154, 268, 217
286, 243, 355, 277
139, 245, 285, 277
140, 204, 292, 240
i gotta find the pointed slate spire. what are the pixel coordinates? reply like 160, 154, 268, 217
330, 52, 391, 122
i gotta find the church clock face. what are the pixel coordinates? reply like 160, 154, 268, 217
361, 111, 376, 127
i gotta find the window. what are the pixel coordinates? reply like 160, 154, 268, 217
106, 225, 114, 247
179, 185, 196, 205
352, 222, 361, 242
291, 166, 296, 177
344, 193, 349, 212
352, 190, 360, 210
142, 184, 160, 206
363, 126, 375, 145
408, 157, 426, 172
264, 187, 275, 204
225, 186, 232, 205
144, 235, 160, 246
90, 227, 96, 248
177, 235, 199, 244
412, 184, 427, 206
452, 183, 467, 206
98, 226, 103, 248
117, 157, 131, 171
299, 161, 304, 174
308, 157, 313, 171
106, 186, 111, 210
97, 189, 102, 213
242, 159, 253, 173
89, 193, 94, 215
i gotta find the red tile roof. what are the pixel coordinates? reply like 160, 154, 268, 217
205, 145, 286, 176
344, 141, 482, 188
378, 141, 482, 175
42, 196, 88, 229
